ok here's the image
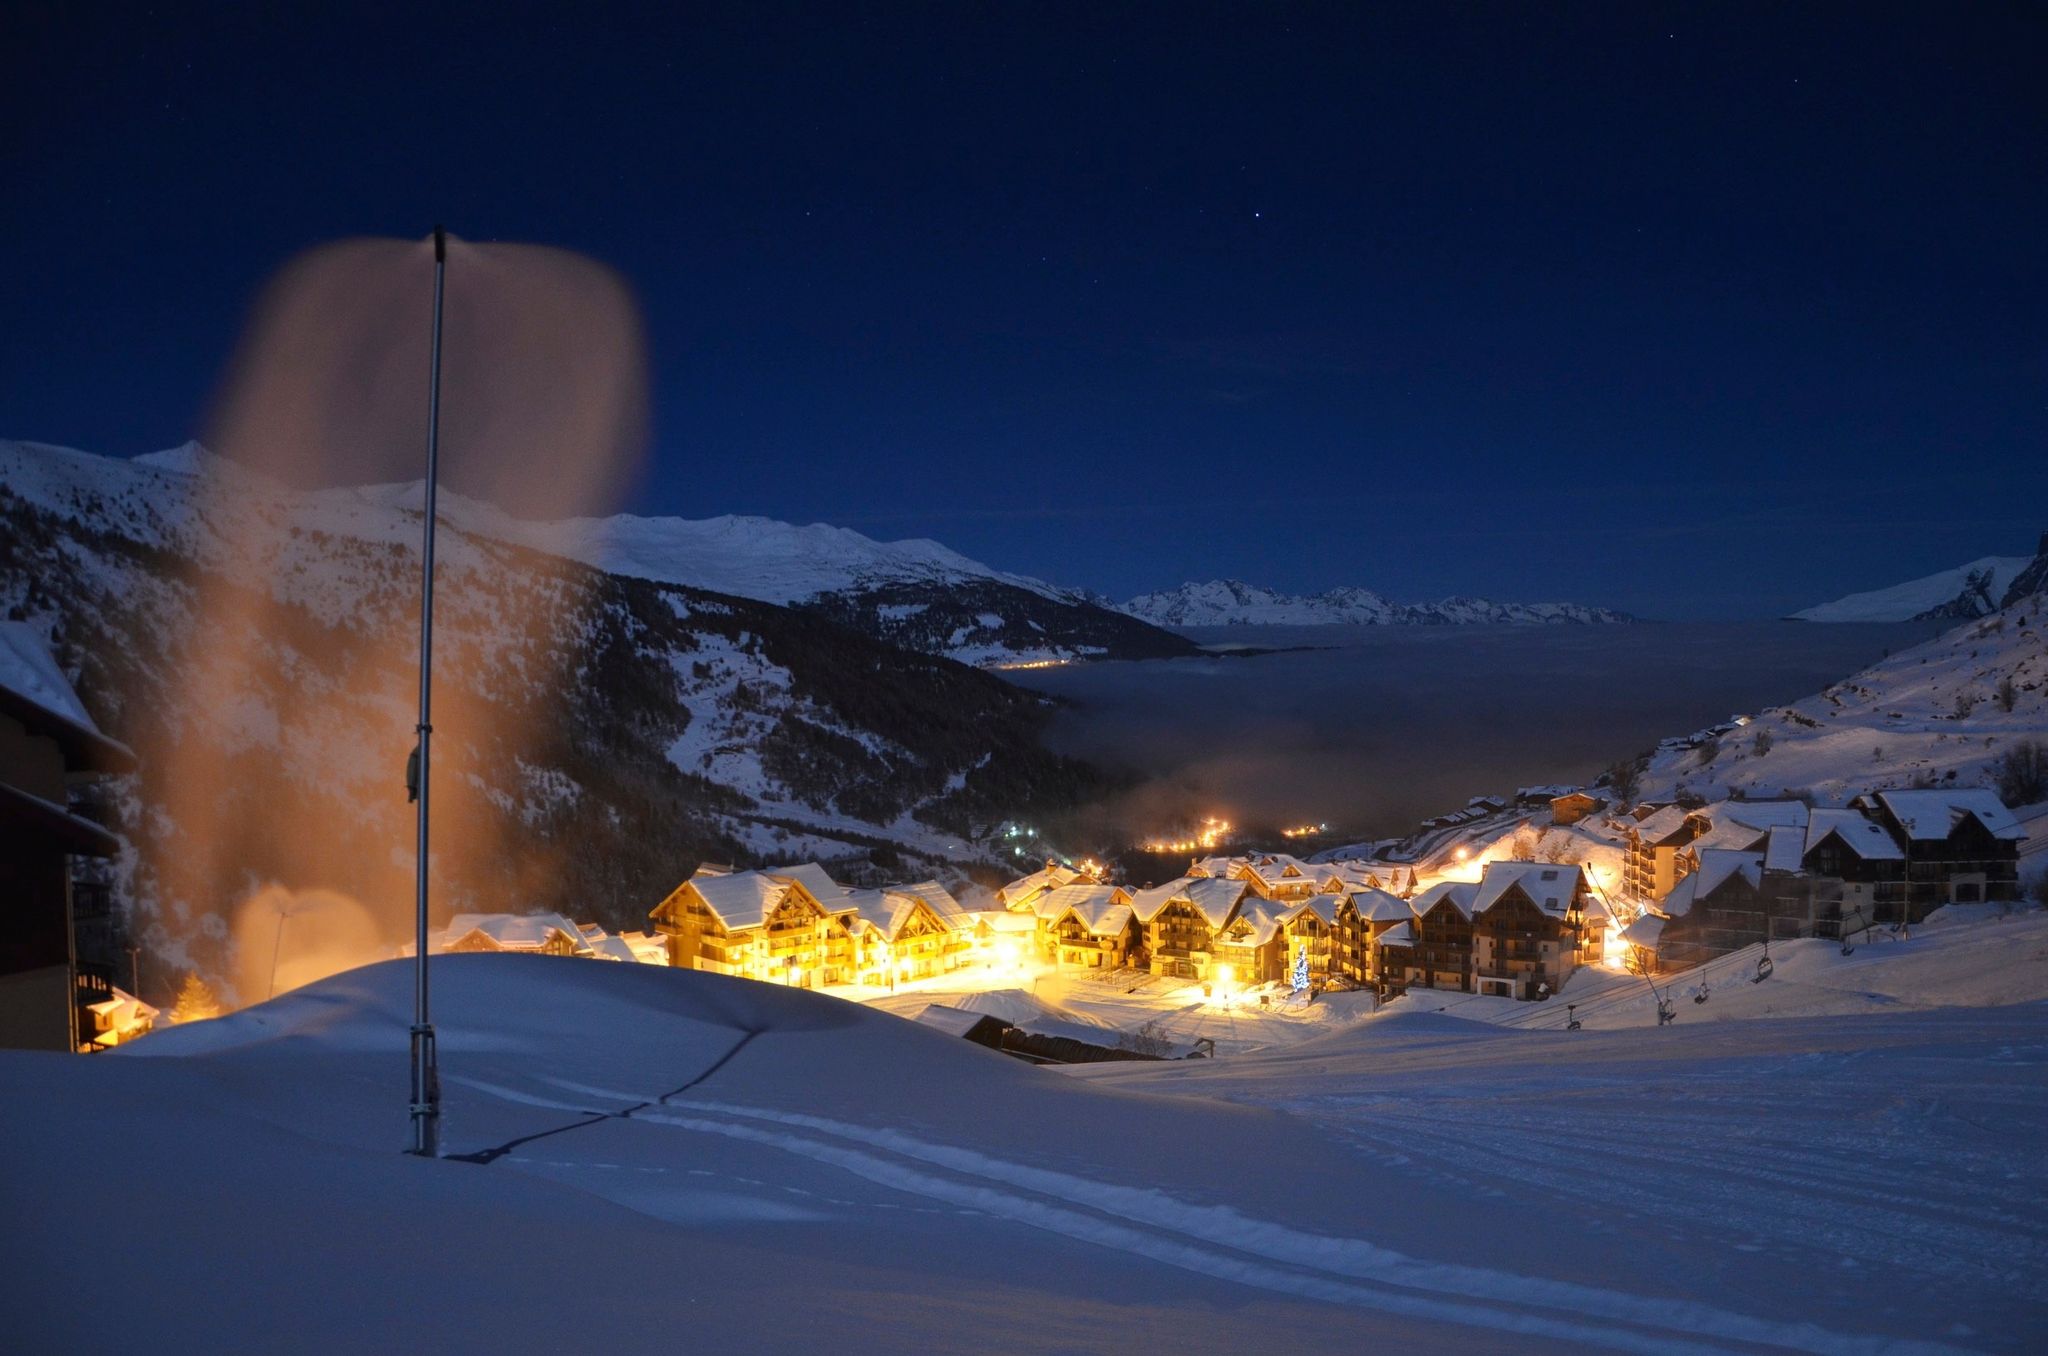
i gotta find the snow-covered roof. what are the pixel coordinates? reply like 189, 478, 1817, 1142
690, 871, 800, 930
1411, 881, 1478, 919
1036, 884, 1131, 932
913, 1004, 1006, 1038
0, 622, 136, 772
997, 863, 1080, 905
1350, 888, 1413, 923
1632, 804, 1694, 843
1692, 849, 1763, 899
1128, 877, 1196, 924
769, 863, 855, 911
890, 879, 968, 923
1764, 824, 1805, 873
586, 937, 640, 963
1217, 898, 1283, 947
1621, 914, 1667, 947
1183, 876, 1248, 927
1874, 790, 2025, 842
1718, 800, 1811, 832
444, 912, 587, 951
1279, 894, 1338, 925
1805, 810, 1905, 862
1375, 921, 1415, 947
1473, 862, 1584, 917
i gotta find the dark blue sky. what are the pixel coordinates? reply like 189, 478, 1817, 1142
4, 2, 2043, 618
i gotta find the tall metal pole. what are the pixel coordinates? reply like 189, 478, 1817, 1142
408, 225, 448, 1157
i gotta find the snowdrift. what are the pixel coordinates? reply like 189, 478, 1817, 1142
7, 955, 2042, 1353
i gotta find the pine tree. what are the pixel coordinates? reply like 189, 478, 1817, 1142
169, 972, 223, 1024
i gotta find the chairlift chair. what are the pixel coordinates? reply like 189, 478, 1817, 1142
1753, 939, 1773, 983
1565, 1002, 1581, 1032
1693, 979, 1710, 1005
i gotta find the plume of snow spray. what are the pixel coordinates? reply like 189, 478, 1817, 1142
140, 233, 648, 1006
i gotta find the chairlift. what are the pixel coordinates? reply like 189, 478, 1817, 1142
1693, 979, 1710, 1005
1657, 997, 1676, 1025
1565, 1002, 1581, 1032
1754, 939, 1773, 983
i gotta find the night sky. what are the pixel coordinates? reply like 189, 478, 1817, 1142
4, 3, 2043, 619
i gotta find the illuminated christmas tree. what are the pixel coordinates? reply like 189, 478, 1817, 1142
169, 972, 224, 1024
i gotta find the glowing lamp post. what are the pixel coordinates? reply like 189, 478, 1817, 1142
405, 225, 449, 1157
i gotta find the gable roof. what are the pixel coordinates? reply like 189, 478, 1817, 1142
890, 879, 969, 924
444, 911, 587, 951
688, 871, 807, 930
1764, 824, 1806, 873
1129, 876, 1196, 924
1719, 800, 1810, 830
1035, 883, 1131, 930
1805, 810, 1905, 862
1375, 921, 1415, 948
0, 622, 137, 773
1632, 804, 1693, 844
1692, 848, 1763, 899
1216, 897, 1284, 947
1279, 893, 1339, 925
1874, 789, 2024, 842
1350, 888, 1413, 923
997, 863, 1081, 904
1473, 862, 1584, 917
1182, 876, 1248, 927
769, 863, 856, 912
1411, 881, 1478, 919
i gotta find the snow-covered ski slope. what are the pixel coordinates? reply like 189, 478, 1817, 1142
6, 935, 2044, 1353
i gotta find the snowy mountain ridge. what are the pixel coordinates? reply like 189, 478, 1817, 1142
1791, 541, 2047, 623
27, 440, 1192, 666
1121, 578, 1631, 627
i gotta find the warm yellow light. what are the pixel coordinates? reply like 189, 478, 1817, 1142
1214, 963, 1235, 986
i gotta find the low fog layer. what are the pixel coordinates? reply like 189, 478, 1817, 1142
1012, 621, 1947, 843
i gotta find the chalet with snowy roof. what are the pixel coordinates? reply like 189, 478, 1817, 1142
1209, 896, 1287, 986
1635, 850, 1767, 972
995, 862, 1082, 911
442, 912, 592, 956
1623, 804, 1705, 902
651, 864, 859, 987
1130, 876, 1246, 980
1337, 887, 1414, 985
1277, 893, 1339, 985
1033, 884, 1137, 969
0, 623, 137, 1054
80, 983, 156, 1050
1549, 791, 1604, 826
1391, 881, 1478, 995
1469, 862, 1601, 1000
1858, 789, 2024, 913
847, 887, 956, 986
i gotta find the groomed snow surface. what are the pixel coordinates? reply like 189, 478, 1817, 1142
6, 910, 2046, 1353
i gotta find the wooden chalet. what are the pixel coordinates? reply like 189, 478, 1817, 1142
441, 912, 591, 956
1031, 884, 1137, 969
650, 866, 858, 987
1209, 897, 1286, 986
1128, 876, 1247, 979
1398, 881, 1478, 994
1278, 893, 1339, 985
1859, 790, 2025, 916
1468, 862, 1600, 1000
0, 623, 138, 1053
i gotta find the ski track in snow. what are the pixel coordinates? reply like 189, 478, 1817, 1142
448, 1073, 1976, 1356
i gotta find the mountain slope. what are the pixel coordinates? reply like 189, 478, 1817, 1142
1122, 578, 1631, 627
133, 446, 1194, 666
1637, 603, 2047, 804
1791, 555, 2035, 622
0, 438, 1116, 985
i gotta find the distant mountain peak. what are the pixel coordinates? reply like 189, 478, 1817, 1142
1119, 579, 1630, 627
1792, 552, 2039, 623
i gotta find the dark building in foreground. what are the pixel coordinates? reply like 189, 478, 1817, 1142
0, 624, 136, 1052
